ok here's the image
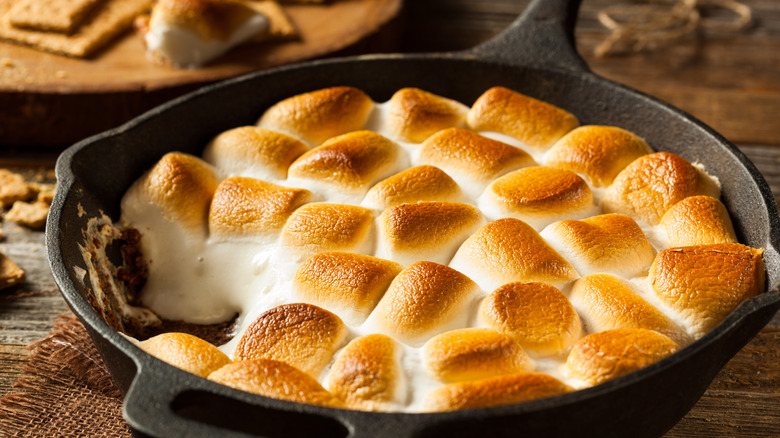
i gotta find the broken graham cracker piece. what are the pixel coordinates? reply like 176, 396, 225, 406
5, 200, 50, 230
0, 251, 25, 290
0, 169, 32, 208
0, 0, 152, 58
248, 0, 297, 41
8, 0, 104, 34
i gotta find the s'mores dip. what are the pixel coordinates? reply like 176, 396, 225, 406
106, 85, 764, 412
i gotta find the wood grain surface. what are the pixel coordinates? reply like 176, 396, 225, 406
1, 0, 780, 436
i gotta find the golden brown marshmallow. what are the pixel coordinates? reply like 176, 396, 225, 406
479, 281, 582, 357
138, 332, 231, 378
294, 252, 403, 325
202, 126, 308, 180
602, 152, 721, 225
366, 261, 481, 346
423, 328, 533, 383
467, 86, 579, 152
208, 177, 313, 239
449, 218, 578, 292
288, 130, 404, 196
376, 201, 485, 266
149, 0, 262, 41
565, 328, 679, 386
386, 87, 469, 143
478, 166, 597, 229
544, 125, 652, 187
257, 86, 374, 145
540, 214, 655, 278
423, 372, 572, 412
209, 359, 343, 407
418, 127, 535, 196
649, 243, 764, 338
660, 195, 737, 247
328, 334, 404, 411
569, 274, 689, 346
234, 303, 348, 377
363, 165, 463, 210
280, 203, 375, 260
124, 152, 218, 233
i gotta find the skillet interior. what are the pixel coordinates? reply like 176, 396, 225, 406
47, 1, 780, 436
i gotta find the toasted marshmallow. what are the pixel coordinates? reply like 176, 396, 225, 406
363, 165, 463, 210
570, 274, 689, 346
602, 152, 721, 225
294, 252, 403, 325
234, 303, 348, 377
660, 195, 737, 247
257, 86, 374, 145
478, 166, 597, 229
375, 201, 485, 266
418, 127, 536, 198
479, 281, 582, 357
544, 125, 652, 187
467, 86, 579, 152
202, 127, 308, 181
449, 218, 578, 292
121, 152, 218, 235
564, 328, 679, 386
649, 243, 764, 338
208, 177, 313, 241
280, 203, 375, 261
422, 372, 571, 412
143, 0, 270, 68
327, 334, 405, 411
209, 359, 343, 407
423, 328, 533, 383
386, 88, 469, 143
138, 332, 231, 378
540, 214, 655, 278
365, 261, 481, 346
288, 130, 405, 200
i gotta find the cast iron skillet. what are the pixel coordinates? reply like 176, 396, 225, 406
47, 0, 780, 436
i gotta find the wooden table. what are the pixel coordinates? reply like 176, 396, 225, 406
1, 0, 779, 436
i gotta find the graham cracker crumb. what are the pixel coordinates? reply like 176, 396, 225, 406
0, 251, 25, 289
5, 200, 50, 230
0, 169, 33, 208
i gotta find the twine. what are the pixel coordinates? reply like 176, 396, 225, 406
595, 0, 752, 57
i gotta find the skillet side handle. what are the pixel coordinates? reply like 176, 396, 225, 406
470, 0, 589, 72
122, 367, 247, 438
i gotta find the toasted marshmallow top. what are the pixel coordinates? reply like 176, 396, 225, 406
478, 166, 597, 229
144, 0, 270, 68
328, 334, 405, 411
209, 359, 344, 407
423, 372, 571, 412
545, 125, 652, 187
564, 328, 679, 386
116, 85, 764, 414
376, 201, 485, 266
387, 88, 469, 143
418, 127, 536, 197
257, 86, 374, 146
479, 281, 582, 357
602, 152, 721, 225
467, 86, 579, 152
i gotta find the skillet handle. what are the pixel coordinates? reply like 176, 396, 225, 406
123, 362, 353, 438
469, 0, 589, 72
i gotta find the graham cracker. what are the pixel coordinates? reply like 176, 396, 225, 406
8, 0, 104, 34
0, 0, 152, 58
248, 0, 298, 41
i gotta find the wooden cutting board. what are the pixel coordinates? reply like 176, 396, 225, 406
0, 0, 402, 148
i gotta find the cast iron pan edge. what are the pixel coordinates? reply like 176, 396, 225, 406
47, 0, 780, 436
